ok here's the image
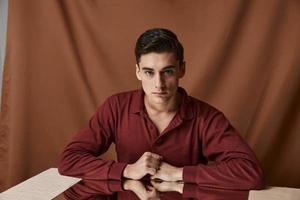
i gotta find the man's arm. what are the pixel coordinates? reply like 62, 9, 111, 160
58, 96, 163, 181
58, 97, 127, 180
152, 112, 265, 190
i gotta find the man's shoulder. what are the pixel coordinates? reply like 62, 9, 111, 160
188, 95, 221, 118
100, 89, 141, 110
94, 89, 141, 115
107, 89, 140, 101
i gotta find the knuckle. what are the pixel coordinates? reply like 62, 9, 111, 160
153, 153, 159, 158
144, 157, 149, 164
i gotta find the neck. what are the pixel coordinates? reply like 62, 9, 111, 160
144, 92, 181, 115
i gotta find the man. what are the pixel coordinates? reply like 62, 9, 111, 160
58, 28, 265, 190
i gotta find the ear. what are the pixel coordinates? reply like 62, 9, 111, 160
179, 61, 186, 78
136, 64, 142, 80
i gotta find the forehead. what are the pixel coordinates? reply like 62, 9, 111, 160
139, 52, 179, 70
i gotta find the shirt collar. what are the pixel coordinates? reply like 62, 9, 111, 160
130, 87, 194, 120
130, 88, 144, 114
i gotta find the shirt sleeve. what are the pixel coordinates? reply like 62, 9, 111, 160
182, 183, 249, 199
58, 97, 127, 180
183, 111, 265, 190
63, 180, 124, 200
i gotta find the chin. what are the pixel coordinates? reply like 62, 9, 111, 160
152, 96, 170, 104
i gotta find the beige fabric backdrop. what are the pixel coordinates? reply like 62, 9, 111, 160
0, 0, 299, 191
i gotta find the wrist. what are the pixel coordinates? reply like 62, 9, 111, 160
175, 183, 184, 194
173, 167, 183, 181
123, 164, 131, 178
123, 179, 132, 191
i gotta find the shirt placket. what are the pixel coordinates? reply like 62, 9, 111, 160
153, 113, 184, 145
139, 112, 159, 146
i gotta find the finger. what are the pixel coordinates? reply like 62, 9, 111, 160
149, 153, 163, 160
146, 186, 159, 198
150, 180, 161, 189
150, 174, 156, 179
147, 167, 157, 176
143, 152, 162, 160
148, 189, 159, 199
146, 185, 155, 191
146, 160, 161, 170
146, 156, 162, 163
143, 151, 152, 157
150, 173, 161, 180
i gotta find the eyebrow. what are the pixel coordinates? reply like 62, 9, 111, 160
141, 65, 177, 71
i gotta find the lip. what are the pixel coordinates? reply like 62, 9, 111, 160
152, 92, 168, 95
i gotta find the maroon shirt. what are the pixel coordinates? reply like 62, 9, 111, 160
58, 87, 265, 190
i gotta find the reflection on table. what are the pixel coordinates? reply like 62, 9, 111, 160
64, 179, 249, 200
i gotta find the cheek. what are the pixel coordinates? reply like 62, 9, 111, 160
165, 77, 179, 85
141, 80, 153, 90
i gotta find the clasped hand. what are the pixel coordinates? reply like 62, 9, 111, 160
123, 152, 183, 182
123, 180, 183, 200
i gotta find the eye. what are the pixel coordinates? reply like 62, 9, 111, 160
144, 70, 154, 77
163, 69, 174, 76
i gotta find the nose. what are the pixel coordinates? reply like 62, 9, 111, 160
155, 73, 165, 89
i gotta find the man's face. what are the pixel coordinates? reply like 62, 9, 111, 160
136, 52, 185, 105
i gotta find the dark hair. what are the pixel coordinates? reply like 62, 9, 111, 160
135, 28, 184, 65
